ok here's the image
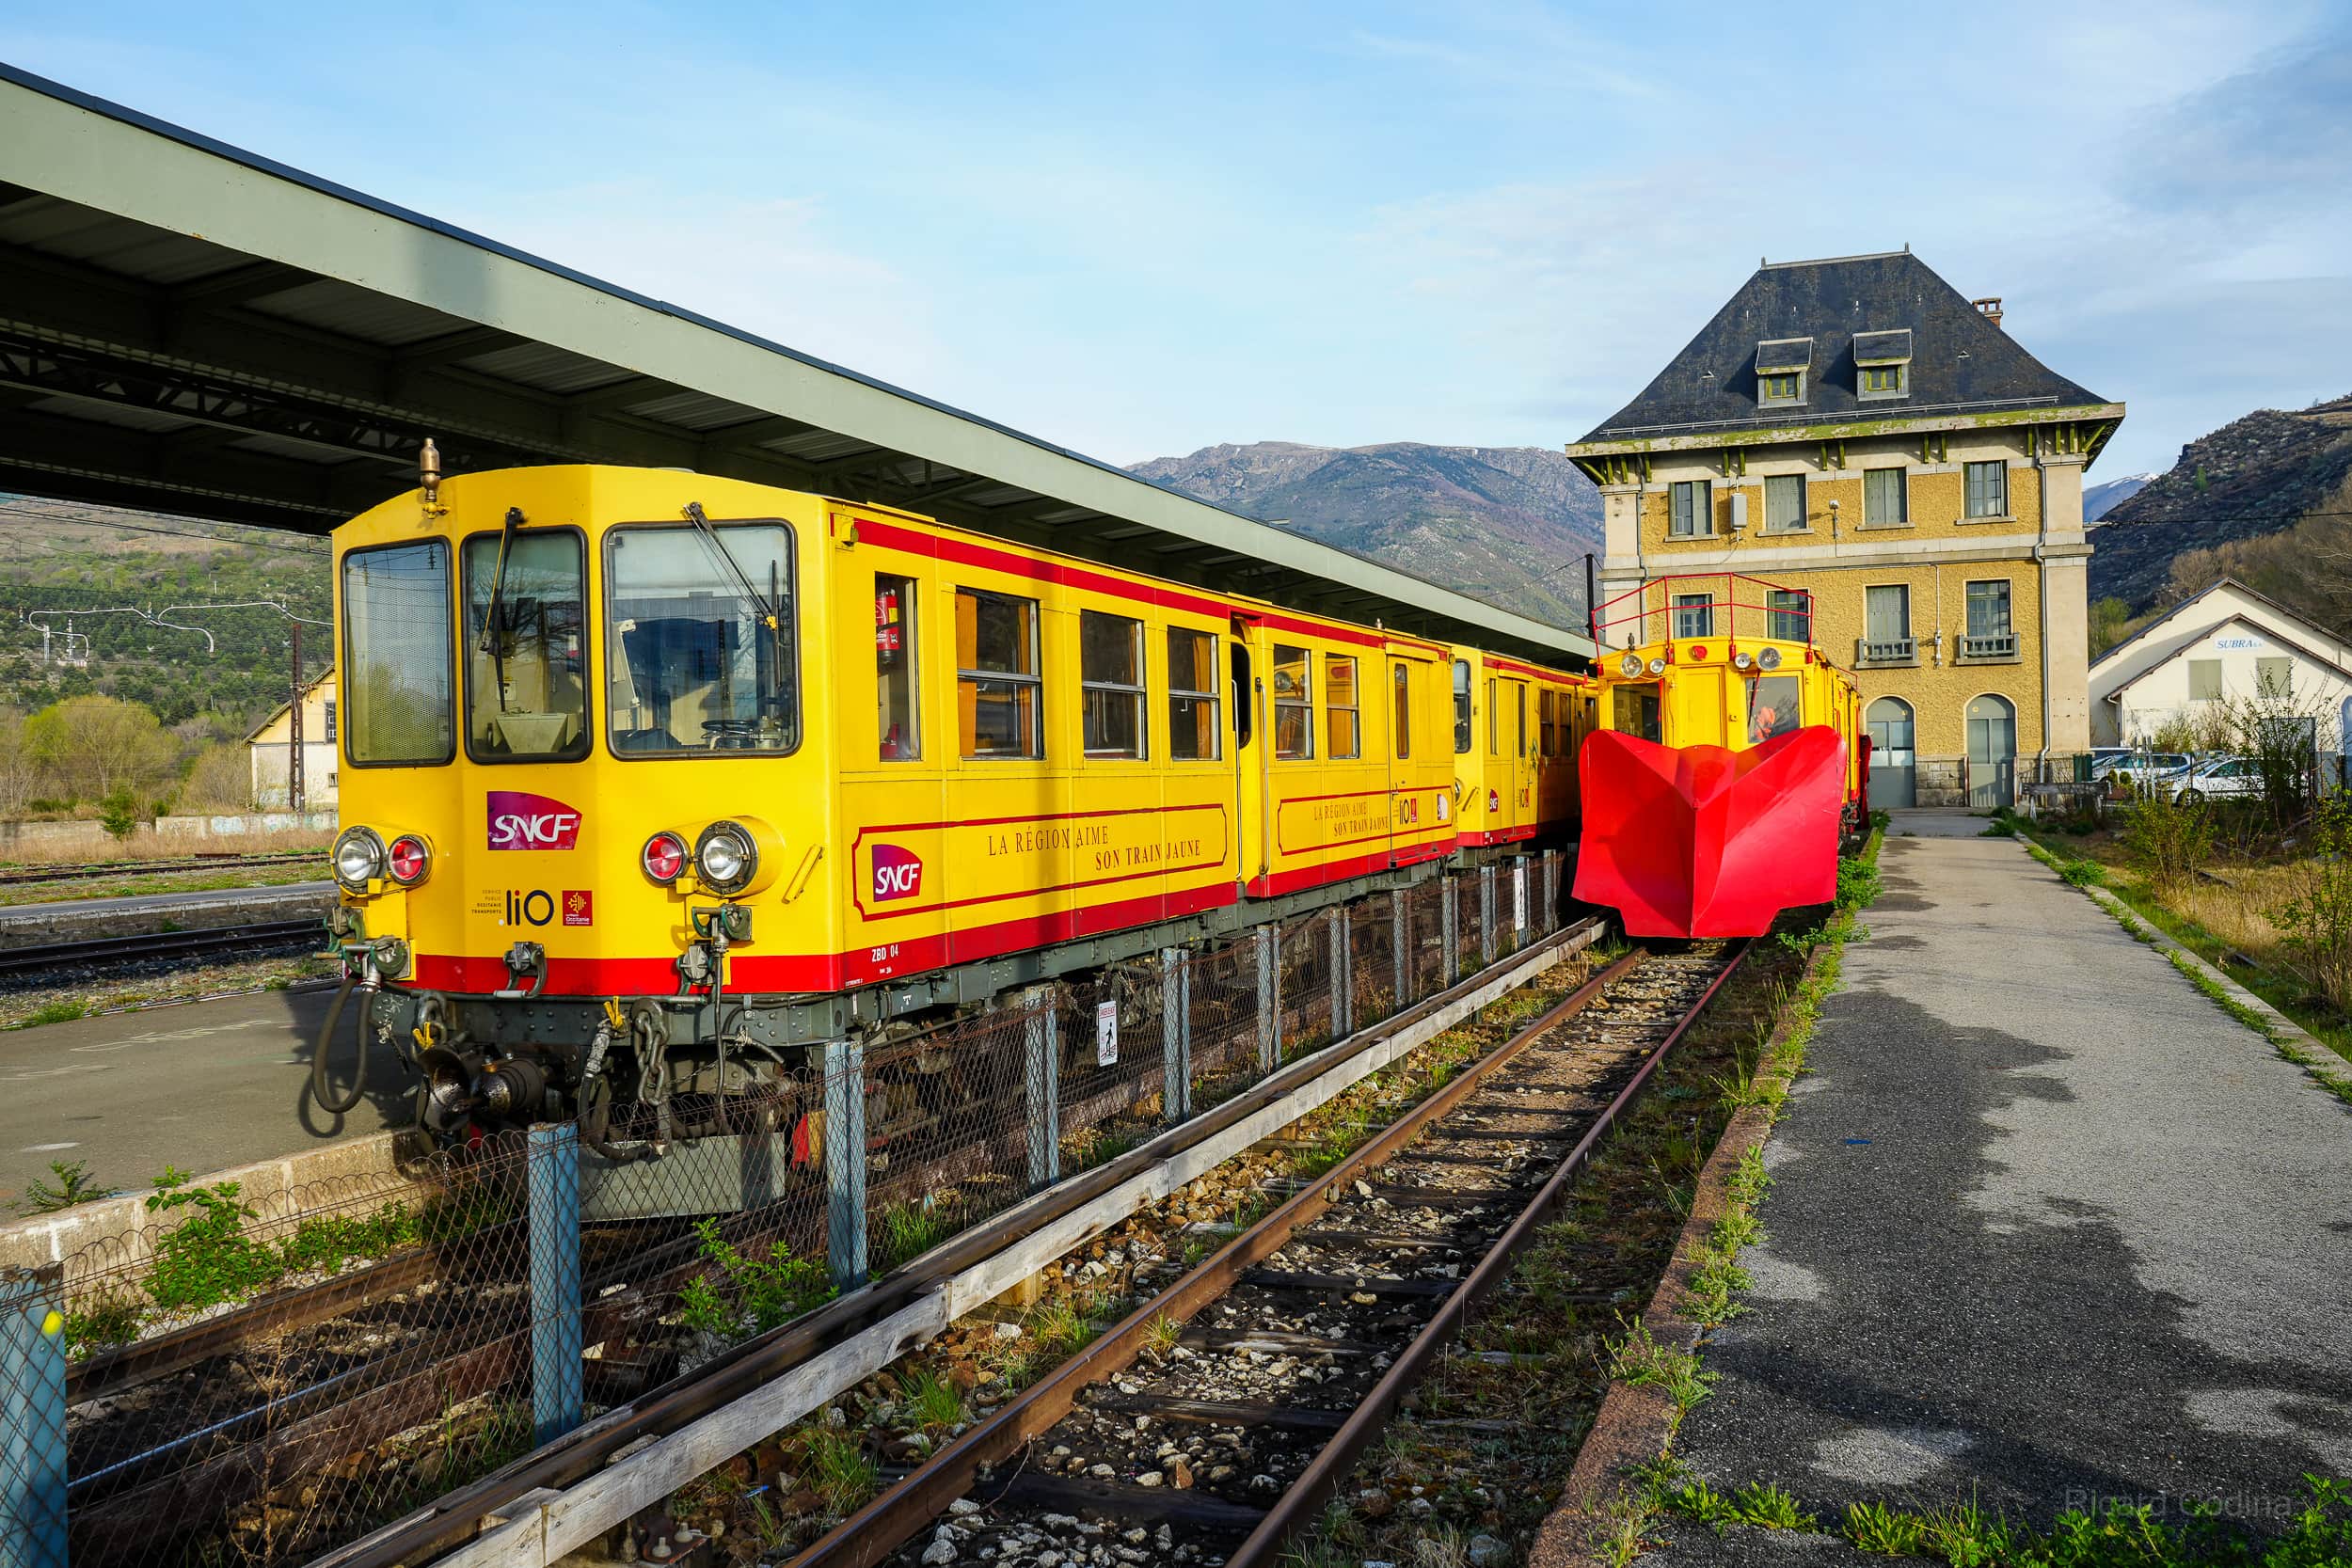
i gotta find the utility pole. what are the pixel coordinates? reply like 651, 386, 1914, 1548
289, 623, 304, 815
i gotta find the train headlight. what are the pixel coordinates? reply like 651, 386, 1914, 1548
1646, 657, 1668, 676
1757, 646, 1783, 671
1732, 651, 1755, 671
1618, 652, 1644, 677
386, 834, 431, 887
332, 826, 387, 891
642, 831, 690, 885
695, 820, 758, 895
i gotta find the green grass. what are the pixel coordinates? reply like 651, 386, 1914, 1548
876, 1201, 957, 1271
900, 1364, 968, 1432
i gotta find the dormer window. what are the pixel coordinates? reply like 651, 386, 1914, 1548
1853, 329, 1913, 401
1755, 338, 1811, 408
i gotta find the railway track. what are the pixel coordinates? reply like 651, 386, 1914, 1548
794, 940, 1750, 1568
0, 917, 323, 984
0, 851, 321, 886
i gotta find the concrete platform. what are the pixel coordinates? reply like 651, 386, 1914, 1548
1650, 833, 2352, 1558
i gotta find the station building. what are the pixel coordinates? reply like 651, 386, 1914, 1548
1565, 250, 2124, 808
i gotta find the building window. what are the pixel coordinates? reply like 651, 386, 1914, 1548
1962, 580, 2016, 659
1765, 589, 1810, 641
1759, 372, 1804, 406
1863, 467, 1909, 528
1763, 473, 1806, 533
1669, 480, 1711, 538
1274, 644, 1313, 759
1674, 593, 1714, 639
1864, 584, 1912, 658
322, 698, 337, 744
957, 588, 1041, 759
1326, 654, 1361, 759
2188, 658, 2222, 702
1453, 659, 1472, 754
1392, 662, 1412, 759
1964, 461, 2009, 519
1168, 627, 1220, 760
1080, 610, 1146, 758
875, 574, 919, 760
2257, 656, 2293, 699
1860, 364, 1908, 397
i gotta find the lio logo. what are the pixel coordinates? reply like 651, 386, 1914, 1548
486, 791, 581, 851
870, 844, 924, 902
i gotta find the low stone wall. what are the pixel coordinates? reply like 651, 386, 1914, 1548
0, 812, 335, 859
0, 1131, 429, 1283
0, 879, 337, 948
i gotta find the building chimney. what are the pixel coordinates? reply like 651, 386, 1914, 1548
1972, 296, 2004, 330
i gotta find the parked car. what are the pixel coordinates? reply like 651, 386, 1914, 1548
2172, 755, 2265, 803
2098, 752, 2193, 798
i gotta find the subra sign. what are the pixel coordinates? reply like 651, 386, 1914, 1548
486, 791, 582, 851
871, 843, 924, 902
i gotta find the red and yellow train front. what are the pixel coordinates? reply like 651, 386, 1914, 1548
1575, 576, 1861, 939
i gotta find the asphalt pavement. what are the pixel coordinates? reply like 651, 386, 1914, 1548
0, 984, 411, 1205
1649, 832, 2352, 1559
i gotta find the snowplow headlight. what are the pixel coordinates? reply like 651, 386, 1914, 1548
1646, 657, 1667, 676
1618, 653, 1644, 677
1732, 651, 1755, 671
1757, 646, 1783, 670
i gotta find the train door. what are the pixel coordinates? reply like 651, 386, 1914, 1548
834, 528, 947, 987
1385, 648, 1449, 867
1501, 676, 1533, 836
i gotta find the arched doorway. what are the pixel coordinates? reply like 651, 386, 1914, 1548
1967, 693, 2017, 809
1866, 697, 1916, 808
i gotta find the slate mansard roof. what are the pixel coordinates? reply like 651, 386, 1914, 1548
1578, 250, 2110, 442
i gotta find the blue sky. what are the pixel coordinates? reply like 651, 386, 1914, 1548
6, 1, 2348, 480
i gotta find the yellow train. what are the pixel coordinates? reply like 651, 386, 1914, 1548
1575, 573, 1867, 938
324, 465, 1592, 1132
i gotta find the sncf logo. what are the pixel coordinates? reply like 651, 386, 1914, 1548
486, 791, 582, 851
871, 843, 924, 902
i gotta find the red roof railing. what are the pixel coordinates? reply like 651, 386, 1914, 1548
1590, 570, 1819, 649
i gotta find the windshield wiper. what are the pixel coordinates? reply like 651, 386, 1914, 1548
683, 501, 783, 638
478, 506, 526, 710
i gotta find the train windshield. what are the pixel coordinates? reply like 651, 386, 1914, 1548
1613, 684, 1661, 743
342, 540, 454, 765
463, 530, 589, 762
606, 522, 799, 755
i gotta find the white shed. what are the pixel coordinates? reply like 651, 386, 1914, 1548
2090, 580, 2352, 772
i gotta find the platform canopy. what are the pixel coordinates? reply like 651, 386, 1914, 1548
0, 65, 1589, 666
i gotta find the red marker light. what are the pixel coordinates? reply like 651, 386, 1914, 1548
386, 834, 430, 886
642, 832, 689, 884
1689, 644, 1708, 660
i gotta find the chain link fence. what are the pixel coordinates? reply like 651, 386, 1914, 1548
1, 861, 1576, 1567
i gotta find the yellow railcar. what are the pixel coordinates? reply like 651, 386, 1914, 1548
1446, 649, 1593, 851
326, 466, 1573, 1132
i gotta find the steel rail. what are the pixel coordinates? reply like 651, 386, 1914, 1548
0, 852, 321, 886
0, 917, 320, 979
305, 916, 1606, 1568
786, 939, 1751, 1568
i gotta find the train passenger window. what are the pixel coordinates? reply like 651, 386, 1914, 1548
463, 529, 590, 763
1453, 660, 1472, 754
1231, 642, 1254, 750
1392, 663, 1412, 759
1614, 686, 1661, 744
875, 574, 918, 761
1748, 675, 1802, 744
1274, 645, 1313, 759
1081, 610, 1146, 759
1515, 681, 1528, 757
1326, 656, 1360, 759
607, 522, 798, 756
1486, 678, 1500, 756
342, 540, 453, 766
1168, 628, 1220, 760
957, 589, 1042, 759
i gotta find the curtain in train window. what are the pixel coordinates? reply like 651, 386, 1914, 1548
1392, 662, 1412, 759
1326, 655, 1360, 758
1274, 644, 1313, 759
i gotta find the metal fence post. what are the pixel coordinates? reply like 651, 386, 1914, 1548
1514, 855, 1530, 943
1544, 849, 1560, 932
824, 1036, 867, 1291
1161, 948, 1189, 1123
1391, 889, 1409, 1007
1256, 925, 1279, 1071
526, 1121, 583, 1447
1025, 990, 1060, 1191
1, 1270, 66, 1568
1441, 873, 1458, 984
1480, 863, 1496, 965
1328, 906, 1350, 1040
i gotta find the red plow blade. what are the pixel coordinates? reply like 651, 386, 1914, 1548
1574, 726, 1846, 938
